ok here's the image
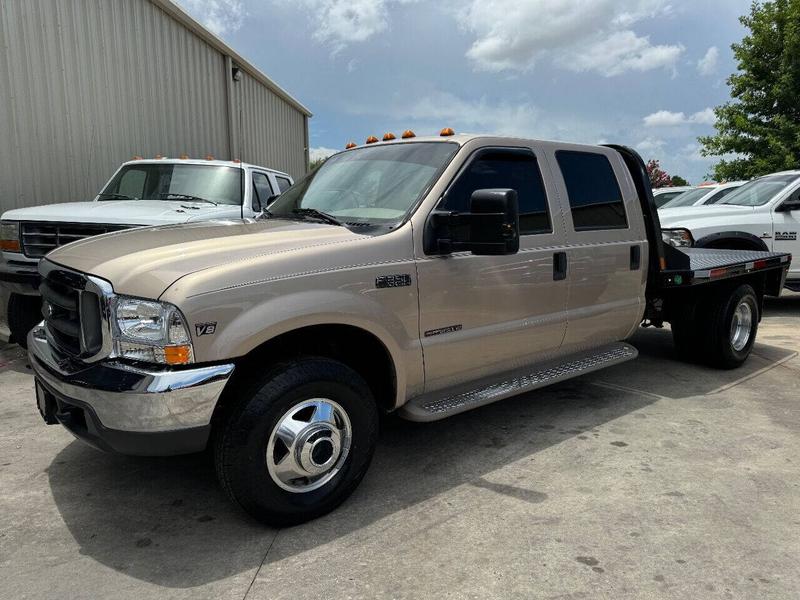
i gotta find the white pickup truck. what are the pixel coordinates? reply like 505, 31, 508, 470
0, 157, 293, 343
659, 170, 800, 291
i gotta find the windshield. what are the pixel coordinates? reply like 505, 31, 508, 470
661, 187, 715, 208
267, 142, 458, 226
720, 174, 798, 206
99, 164, 243, 205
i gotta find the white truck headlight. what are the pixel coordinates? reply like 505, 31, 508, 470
0, 221, 21, 253
113, 297, 193, 365
661, 228, 694, 248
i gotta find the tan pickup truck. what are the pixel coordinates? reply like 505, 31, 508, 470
28, 133, 791, 525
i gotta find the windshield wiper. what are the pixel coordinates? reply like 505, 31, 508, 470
98, 193, 135, 200
159, 193, 219, 206
291, 208, 343, 226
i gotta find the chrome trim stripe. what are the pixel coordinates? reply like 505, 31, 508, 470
28, 325, 234, 432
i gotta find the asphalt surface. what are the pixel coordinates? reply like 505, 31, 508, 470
1, 296, 799, 599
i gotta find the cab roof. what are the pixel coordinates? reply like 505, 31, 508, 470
121, 158, 291, 177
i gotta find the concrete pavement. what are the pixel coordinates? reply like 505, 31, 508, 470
1, 296, 799, 599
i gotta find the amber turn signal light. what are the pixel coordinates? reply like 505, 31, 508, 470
0, 240, 21, 252
164, 345, 193, 365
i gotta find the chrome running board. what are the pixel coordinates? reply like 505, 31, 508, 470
399, 342, 638, 422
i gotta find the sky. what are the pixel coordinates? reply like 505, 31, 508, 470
175, 0, 751, 184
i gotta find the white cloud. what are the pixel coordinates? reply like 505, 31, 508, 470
636, 137, 666, 156
643, 108, 716, 127
458, 0, 683, 76
176, 0, 245, 36
295, 0, 415, 51
696, 46, 719, 76
309, 147, 339, 161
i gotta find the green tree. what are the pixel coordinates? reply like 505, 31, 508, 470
308, 157, 326, 172
700, 0, 800, 180
671, 175, 690, 186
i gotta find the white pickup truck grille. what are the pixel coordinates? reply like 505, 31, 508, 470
21, 222, 129, 258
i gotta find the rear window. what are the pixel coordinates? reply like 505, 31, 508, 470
556, 151, 627, 231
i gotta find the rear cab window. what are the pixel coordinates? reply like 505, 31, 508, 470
555, 150, 628, 231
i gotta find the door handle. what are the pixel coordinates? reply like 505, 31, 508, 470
553, 252, 567, 281
630, 245, 641, 270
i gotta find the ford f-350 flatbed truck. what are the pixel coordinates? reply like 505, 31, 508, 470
27, 133, 791, 525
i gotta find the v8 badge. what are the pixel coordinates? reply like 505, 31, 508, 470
195, 322, 217, 336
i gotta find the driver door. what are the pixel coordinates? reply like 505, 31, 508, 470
415, 146, 568, 393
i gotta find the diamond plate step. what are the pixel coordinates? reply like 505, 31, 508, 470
399, 342, 638, 422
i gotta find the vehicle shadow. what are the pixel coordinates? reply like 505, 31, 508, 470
45, 328, 795, 589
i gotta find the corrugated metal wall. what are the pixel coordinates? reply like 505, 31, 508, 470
0, 0, 308, 212
237, 71, 308, 182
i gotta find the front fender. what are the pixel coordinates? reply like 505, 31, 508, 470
181, 285, 423, 407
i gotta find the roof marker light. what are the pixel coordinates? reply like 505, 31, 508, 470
132, 155, 143, 160
205, 154, 215, 161
383, 132, 396, 141
345, 141, 357, 149
440, 127, 455, 136
232, 158, 241, 163
155, 154, 164, 159
365, 136, 379, 144
402, 130, 416, 139
179, 154, 189, 159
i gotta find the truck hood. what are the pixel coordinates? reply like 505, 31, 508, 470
1, 200, 241, 225
658, 204, 755, 228
45, 219, 368, 298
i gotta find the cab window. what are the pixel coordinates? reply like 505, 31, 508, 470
252, 172, 274, 209
443, 150, 552, 235
276, 176, 292, 193
556, 151, 628, 231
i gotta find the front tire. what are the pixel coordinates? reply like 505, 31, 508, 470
214, 357, 379, 526
7, 294, 42, 349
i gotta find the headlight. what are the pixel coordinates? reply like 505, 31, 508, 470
661, 228, 694, 248
0, 221, 21, 252
113, 296, 193, 365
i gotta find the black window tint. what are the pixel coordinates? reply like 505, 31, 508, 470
276, 176, 292, 193
556, 151, 627, 231
252, 172, 273, 208
443, 150, 551, 234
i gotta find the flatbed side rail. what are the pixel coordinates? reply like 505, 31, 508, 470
660, 248, 791, 289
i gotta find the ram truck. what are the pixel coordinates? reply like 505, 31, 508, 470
0, 157, 292, 344
659, 170, 800, 290
27, 134, 791, 525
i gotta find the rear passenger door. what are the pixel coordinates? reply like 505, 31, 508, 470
547, 148, 647, 351
416, 146, 568, 392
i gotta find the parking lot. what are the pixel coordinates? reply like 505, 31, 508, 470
0, 296, 798, 600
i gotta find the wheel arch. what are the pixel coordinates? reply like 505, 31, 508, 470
694, 230, 769, 251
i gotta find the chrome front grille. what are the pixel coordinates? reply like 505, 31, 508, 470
21, 222, 129, 258
39, 261, 113, 361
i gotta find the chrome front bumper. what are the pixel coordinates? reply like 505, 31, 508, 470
28, 324, 234, 455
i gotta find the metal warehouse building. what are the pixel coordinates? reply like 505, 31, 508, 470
0, 0, 311, 212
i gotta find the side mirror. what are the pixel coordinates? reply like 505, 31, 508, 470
778, 195, 800, 212
425, 188, 520, 256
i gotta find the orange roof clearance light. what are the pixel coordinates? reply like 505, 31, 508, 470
402, 130, 416, 139
132, 155, 143, 160
205, 154, 215, 161
365, 136, 379, 144
155, 154, 164, 159
345, 141, 357, 149
440, 127, 455, 136
232, 158, 242, 163
383, 132, 396, 141
179, 154, 189, 160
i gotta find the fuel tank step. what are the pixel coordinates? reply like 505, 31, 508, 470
399, 342, 638, 422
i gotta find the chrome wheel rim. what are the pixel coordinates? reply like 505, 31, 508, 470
730, 301, 753, 352
266, 398, 352, 493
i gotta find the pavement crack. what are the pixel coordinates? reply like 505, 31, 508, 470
243, 529, 280, 600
